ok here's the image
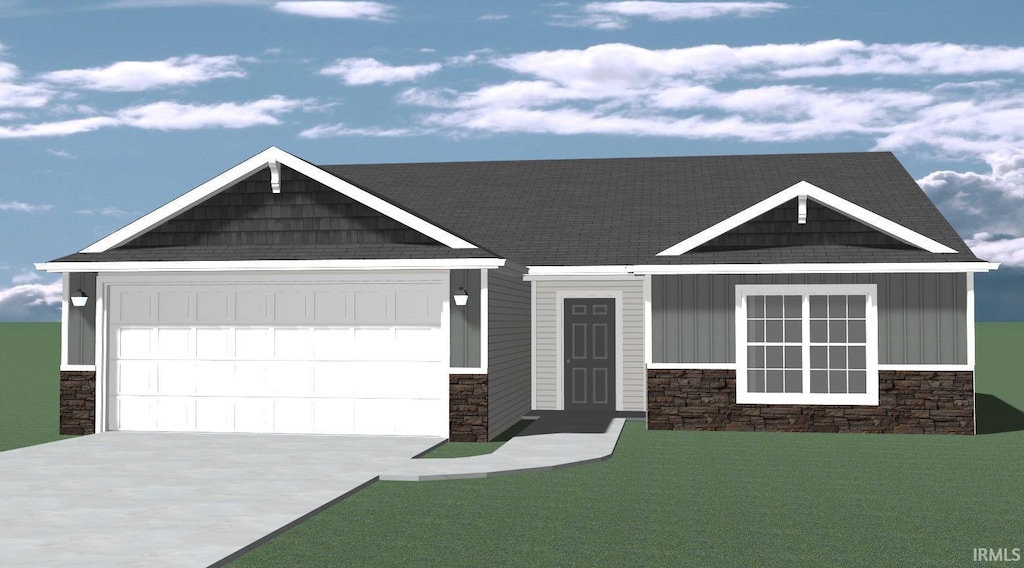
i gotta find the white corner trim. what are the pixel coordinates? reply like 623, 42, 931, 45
94, 276, 108, 433
36, 258, 506, 273
555, 290, 624, 411
530, 279, 538, 411
60, 272, 69, 369
643, 274, 652, 367
479, 268, 489, 371
79, 146, 478, 253
631, 262, 999, 275
657, 180, 959, 256
966, 272, 975, 368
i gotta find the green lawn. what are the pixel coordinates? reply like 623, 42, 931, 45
2, 322, 1022, 566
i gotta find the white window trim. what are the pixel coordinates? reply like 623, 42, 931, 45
658, 180, 958, 256
555, 290, 624, 412
735, 283, 879, 406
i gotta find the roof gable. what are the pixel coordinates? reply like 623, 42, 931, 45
657, 181, 959, 256
81, 147, 478, 254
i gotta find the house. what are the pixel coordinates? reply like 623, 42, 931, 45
35, 147, 999, 441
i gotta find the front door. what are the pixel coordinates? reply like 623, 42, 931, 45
563, 298, 615, 411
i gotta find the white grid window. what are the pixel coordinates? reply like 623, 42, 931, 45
736, 284, 878, 406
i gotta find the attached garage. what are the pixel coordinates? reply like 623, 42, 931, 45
102, 272, 450, 436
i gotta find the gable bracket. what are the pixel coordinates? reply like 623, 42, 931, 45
268, 159, 281, 194
798, 194, 807, 224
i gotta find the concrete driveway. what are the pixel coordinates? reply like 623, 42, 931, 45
0, 432, 445, 568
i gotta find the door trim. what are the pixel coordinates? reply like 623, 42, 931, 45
555, 290, 623, 411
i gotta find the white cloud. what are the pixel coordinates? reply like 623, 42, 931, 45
46, 148, 76, 158
272, 1, 393, 20
299, 122, 428, 138
918, 149, 1024, 246
75, 206, 130, 216
101, 0, 267, 6
11, 271, 41, 285
0, 82, 54, 108
39, 55, 246, 92
965, 233, 1024, 267
116, 96, 308, 129
558, 1, 788, 29
0, 279, 61, 322
0, 96, 307, 137
320, 58, 441, 85
479, 13, 507, 21
0, 200, 53, 212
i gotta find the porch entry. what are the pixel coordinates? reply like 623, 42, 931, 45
563, 298, 616, 411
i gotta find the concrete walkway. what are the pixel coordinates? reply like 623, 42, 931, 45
382, 418, 627, 481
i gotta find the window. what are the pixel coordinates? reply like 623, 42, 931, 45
736, 284, 877, 405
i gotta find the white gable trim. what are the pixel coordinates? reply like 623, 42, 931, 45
656, 180, 959, 256
80, 146, 478, 253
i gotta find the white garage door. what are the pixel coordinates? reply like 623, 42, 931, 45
105, 275, 448, 436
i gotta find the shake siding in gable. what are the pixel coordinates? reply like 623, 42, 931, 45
534, 278, 645, 411
486, 266, 532, 439
652, 273, 968, 366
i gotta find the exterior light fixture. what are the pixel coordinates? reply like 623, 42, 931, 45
71, 289, 89, 307
453, 287, 469, 306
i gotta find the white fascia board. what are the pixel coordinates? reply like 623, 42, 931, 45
525, 266, 632, 277
657, 180, 959, 256
79, 146, 478, 253
631, 262, 1000, 275
35, 258, 506, 273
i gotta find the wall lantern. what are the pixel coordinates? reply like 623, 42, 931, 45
70, 289, 89, 307
453, 287, 469, 306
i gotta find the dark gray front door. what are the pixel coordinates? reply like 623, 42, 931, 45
564, 298, 615, 411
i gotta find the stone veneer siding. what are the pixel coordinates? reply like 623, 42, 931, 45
647, 369, 974, 434
60, 370, 96, 435
450, 374, 488, 442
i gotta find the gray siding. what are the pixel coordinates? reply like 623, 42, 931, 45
486, 266, 532, 439
534, 278, 646, 411
653, 273, 968, 365
67, 272, 97, 366
449, 269, 481, 367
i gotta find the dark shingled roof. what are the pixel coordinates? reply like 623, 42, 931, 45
321, 151, 980, 266
53, 151, 981, 266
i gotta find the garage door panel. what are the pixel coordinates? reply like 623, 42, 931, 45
157, 362, 197, 395
266, 363, 314, 397
157, 291, 194, 323
236, 291, 272, 323
156, 328, 192, 358
108, 276, 447, 436
234, 399, 274, 432
197, 291, 231, 322
275, 399, 314, 433
313, 328, 353, 360
274, 291, 310, 323
313, 399, 354, 434
116, 361, 156, 395
235, 328, 272, 359
313, 290, 351, 324
195, 362, 236, 396
275, 328, 313, 359
195, 398, 235, 432
118, 328, 153, 358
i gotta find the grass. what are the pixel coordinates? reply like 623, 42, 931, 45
418, 418, 533, 458
2, 322, 1022, 566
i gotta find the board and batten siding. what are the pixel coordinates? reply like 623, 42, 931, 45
486, 266, 532, 439
449, 269, 481, 368
652, 273, 968, 366
67, 272, 97, 366
534, 278, 645, 411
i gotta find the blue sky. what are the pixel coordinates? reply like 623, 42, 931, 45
1, 0, 1022, 320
